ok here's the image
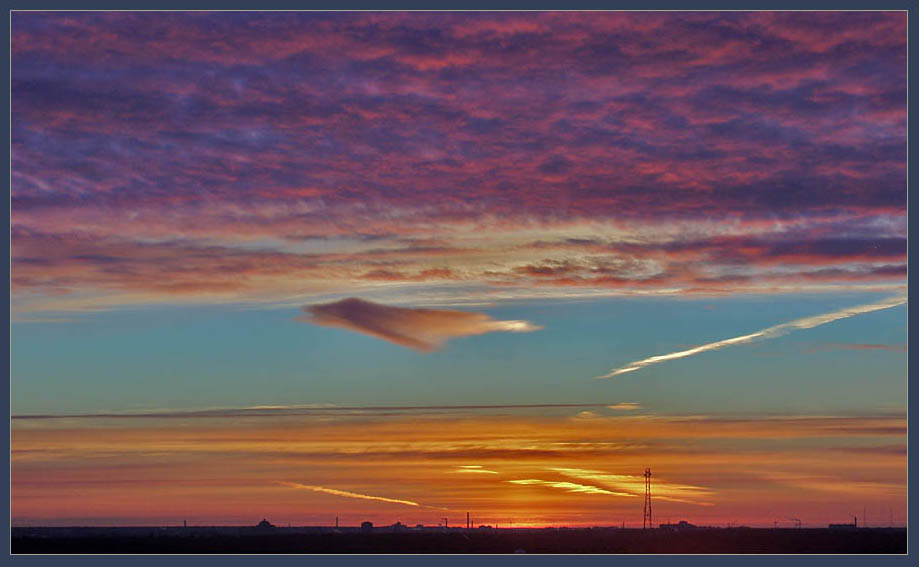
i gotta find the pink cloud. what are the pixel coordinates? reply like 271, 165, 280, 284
9, 12, 906, 311
301, 298, 542, 351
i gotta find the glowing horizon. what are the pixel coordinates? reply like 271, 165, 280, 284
11, 411, 906, 529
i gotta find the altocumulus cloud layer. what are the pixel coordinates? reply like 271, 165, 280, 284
10, 12, 906, 313
302, 298, 542, 351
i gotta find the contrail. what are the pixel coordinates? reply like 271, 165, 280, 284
280, 481, 423, 507
595, 295, 907, 379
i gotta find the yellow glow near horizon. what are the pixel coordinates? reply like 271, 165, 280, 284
11, 412, 906, 528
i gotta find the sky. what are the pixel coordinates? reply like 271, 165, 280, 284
10, 11, 907, 529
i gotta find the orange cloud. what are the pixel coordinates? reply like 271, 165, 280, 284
11, 412, 906, 528
506, 478, 636, 497
455, 465, 499, 474
548, 467, 714, 505
301, 297, 542, 351
608, 403, 642, 411
280, 481, 425, 508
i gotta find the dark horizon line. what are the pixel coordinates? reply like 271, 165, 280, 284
11, 524, 907, 530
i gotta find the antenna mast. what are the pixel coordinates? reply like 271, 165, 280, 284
643, 468, 653, 529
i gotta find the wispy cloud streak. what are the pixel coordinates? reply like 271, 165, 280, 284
12, 413, 905, 527
596, 295, 907, 378
455, 465, 499, 474
549, 467, 714, 505
11, 402, 619, 420
607, 403, 642, 411
506, 479, 635, 497
280, 481, 425, 508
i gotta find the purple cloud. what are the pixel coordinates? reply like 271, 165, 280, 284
301, 298, 541, 351
9, 12, 906, 311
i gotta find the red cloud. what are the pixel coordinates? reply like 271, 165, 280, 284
9, 12, 907, 311
301, 298, 541, 351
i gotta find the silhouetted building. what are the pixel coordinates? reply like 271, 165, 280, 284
659, 520, 697, 531
251, 519, 276, 533
829, 520, 857, 529
361, 521, 373, 532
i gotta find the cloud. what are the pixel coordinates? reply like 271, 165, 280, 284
280, 481, 424, 507
9, 13, 906, 312
607, 403, 642, 411
506, 478, 634, 497
300, 297, 542, 351
10, 402, 623, 420
454, 465, 499, 474
596, 295, 907, 378
549, 467, 714, 505
13, 411, 904, 527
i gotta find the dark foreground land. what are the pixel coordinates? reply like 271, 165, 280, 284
12, 526, 907, 554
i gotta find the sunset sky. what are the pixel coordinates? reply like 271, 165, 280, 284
10, 11, 906, 529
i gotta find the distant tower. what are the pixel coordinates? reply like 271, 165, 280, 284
643, 468, 653, 529
467, 512, 470, 529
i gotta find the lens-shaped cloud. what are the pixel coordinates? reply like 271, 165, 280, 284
300, 297, 542, 351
